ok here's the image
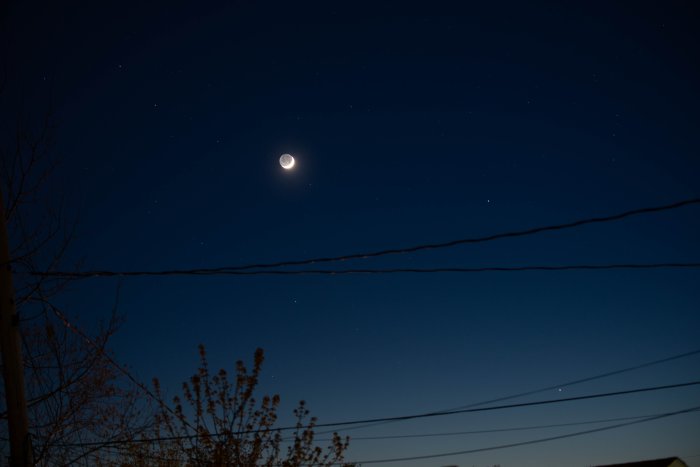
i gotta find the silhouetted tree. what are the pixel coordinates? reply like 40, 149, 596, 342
0, 77, 147, 466
101, 346, 354, 467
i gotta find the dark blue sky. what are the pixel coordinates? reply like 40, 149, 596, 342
4, 1, 700, 465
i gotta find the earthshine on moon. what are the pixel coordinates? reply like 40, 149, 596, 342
279, 154, 295, 170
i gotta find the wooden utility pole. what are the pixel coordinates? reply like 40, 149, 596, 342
0, 188, 33, 467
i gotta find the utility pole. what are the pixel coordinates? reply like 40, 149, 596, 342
0, 188, 33, 467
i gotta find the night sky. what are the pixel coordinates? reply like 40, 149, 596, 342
3, 1, 700, 466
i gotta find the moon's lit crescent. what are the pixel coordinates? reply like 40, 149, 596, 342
280, 154, 295, 169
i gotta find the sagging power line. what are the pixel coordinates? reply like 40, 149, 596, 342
311, 409, 700, 442
25, 197, 700, 279
347, 405, 700, 465
78, 406, 700, 466
27, 262, 700, 278
54, 379, 700, 447
315, 347, 700, 435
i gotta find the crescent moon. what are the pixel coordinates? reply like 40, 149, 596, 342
279, 154, 295, 170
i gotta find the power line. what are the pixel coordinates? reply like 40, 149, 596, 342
315, 347, 700, 435
449, 348, 700, 411
347, 405, 700, 465
55, 380, 700, 447
57, 409, 700, 466
310, 380, 700, 430
26, 262, 700, 279
311, 409, 700, 442
39, 347, 700, 452
27, 197, 700, 278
